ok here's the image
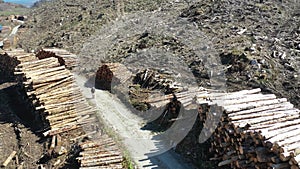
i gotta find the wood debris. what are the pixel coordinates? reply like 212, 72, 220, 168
2, 151, 17, 167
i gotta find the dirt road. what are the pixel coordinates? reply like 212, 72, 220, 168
74, 74, 196, 169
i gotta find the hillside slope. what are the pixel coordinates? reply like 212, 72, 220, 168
18, 0, 170, 52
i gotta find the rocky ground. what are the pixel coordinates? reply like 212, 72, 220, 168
3, 0, 299, 168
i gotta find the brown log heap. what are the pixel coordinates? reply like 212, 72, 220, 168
147, 88, 300, 169
95, 63, 132, 91
0, 52, 20, 83
6, 49, 124, 169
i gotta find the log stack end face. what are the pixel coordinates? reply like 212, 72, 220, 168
205, 91, 300, 169
95, 65, 114, 91
0, 53, 20, 83
95, 63, 132, 92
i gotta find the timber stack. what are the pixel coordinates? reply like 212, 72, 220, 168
78, 137, 124, 169
0, 52, 20, 82
11, 49, 96, 136
43, 48, 78, 69
146, 88, 300, 169
95, 63, 132, 91
4, 49, 124, 168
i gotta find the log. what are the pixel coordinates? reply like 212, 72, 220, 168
228, 102, 293, 117
224, 98, 288, 113
95, 63, 132, 91
80, 156, 123, 166
18, 57, 58, 67
210, 88, 261, 100
0, 82, 17, 90
248, 114, 300, 131
32, 73, 72, 85
36, 99, 85, 110
214, 94, 277, 107
26, 66, 66, 77
262, 119, 300, 137
79, 149, 121, 157
218, 159, 232, 166
48, 135, 56, 154
2, 151, 17, 167
79, 166, 123, 169
252, 117, 300, 131
80, 139, 116, 149
280, 152, 292, 161
267, 124, 300, 142
282, 143, 300, 153
230, 106, 296, 121
33, 76, 74, 92
77, 153, 122, 160
236, 110, 299, 127
277, 135, 300, 147
44, 124, 79, 136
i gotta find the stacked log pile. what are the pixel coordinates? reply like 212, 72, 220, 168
0, 52, 20, 82
95, 63, 132, 91
12, 51, 96, 136
78, 137, 123, 169
146, 88, 300, 169
5, 49, 124, 168
43, 48, 78, 69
